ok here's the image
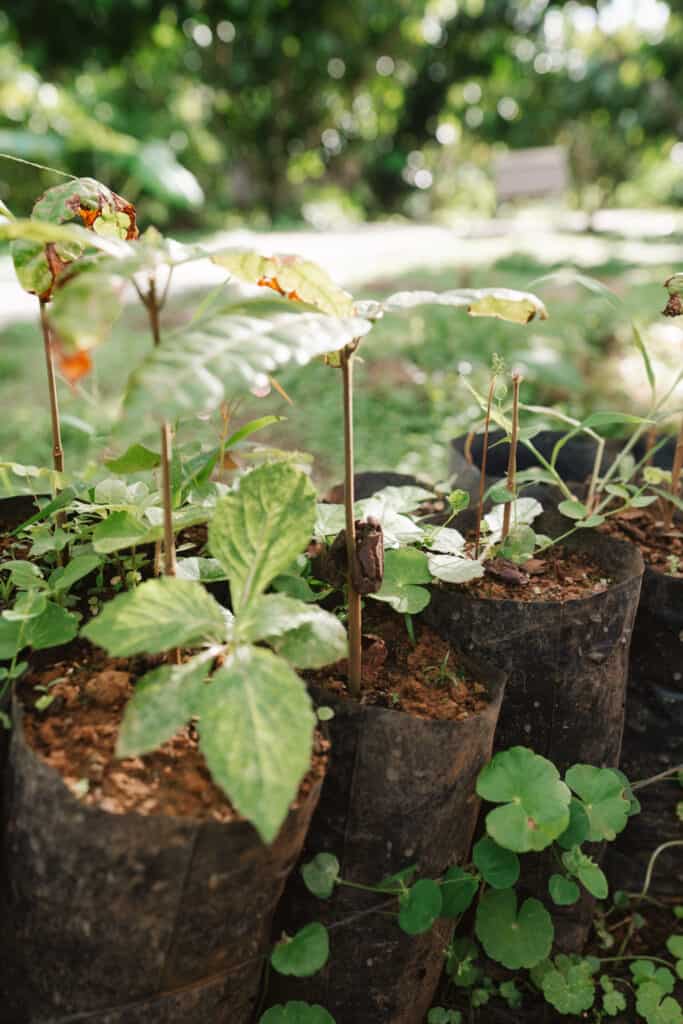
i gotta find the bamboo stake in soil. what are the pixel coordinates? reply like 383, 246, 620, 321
145, 279, 176, 577
501, 372, 522, 542
341, 342, 362, 699
475, 376, 496, 559
38, 299, 64, 475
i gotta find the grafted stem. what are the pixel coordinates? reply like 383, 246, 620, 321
341, 342, 361, 698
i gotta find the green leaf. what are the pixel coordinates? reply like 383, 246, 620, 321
498, 524, 537, 563
633, 322, 656, 397
26, 601, 79, 650
475, 889, 553, 969
499, 980, 523, 1009
535, 954, 597, 1015
577, 514, 606, 528
636, 981, 683, 1024
0, 618, 23, 660
448, 489, 470, 513
270, 923, 329, 978
398, 879, 443, 935
175, 557, 229, 583
371, 547, 432, 614
240, 594, 346, 668
427, 1009, 462, 1024
209, 463, 316, 611
446, 937, 481, 987
3, 590, 47, 621
581, 411, 650, 430
427, 553, 484, 585
197, 646, 315, 843
301, 853, 340, 899
630, 961, 675, 991
477, 747, 571, 853
557, 797, 591, 849
104, 444, 160, 474
558, 499, 589, 520
48, 554, 101, 594
2, 560, 45, 590
92, 511, 149, 553
565, 765, 630, 841
382, 287, 547, 324
259, 1002, 336, 1024
211, 249, 355, 317
472, 837, 520, 889
600, 975, 627, 1017
10, 485, 75, 535
123, 310, 371, 427
549, 874, 581, 906
562, 847, 608, 899
440, 866, 479, 917
82, 577, 227, 655
116, 658, 210, 757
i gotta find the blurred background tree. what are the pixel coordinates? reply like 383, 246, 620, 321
1, 0, 682, 226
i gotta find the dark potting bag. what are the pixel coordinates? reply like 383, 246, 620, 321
607, 566, 683, 897
267, 653, 505, 1024
424, 526, 643, 950
0, 697, 324, 1024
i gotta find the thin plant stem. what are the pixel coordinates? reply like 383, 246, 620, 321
501, 372, 521, 541
632, 763, 683, 790
39, 299, 64, 475
475, 376, 496, 559
618, 839, 683, 954
586, 435, 605, 511
145, 279, 176, 578
341, 342, 361, 698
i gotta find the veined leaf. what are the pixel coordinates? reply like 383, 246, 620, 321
116, 658, 210, 757
475, 889, 553, 969
82, 577, 227, 655
209, 463, 316, 611
240, 593, 346, 668
197, 646, 315, 842
211, 249, 355, 317
122, 310, 371, 428
565, 765, 630, 841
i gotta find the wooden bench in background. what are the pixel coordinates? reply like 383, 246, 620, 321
493, 145, 569, 207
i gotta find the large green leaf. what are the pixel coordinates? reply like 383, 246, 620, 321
475, 889, 553, 969
477, 747, 571, 853
116, 658, 210, 757
122, 309, 371, 428
211, 249, 355, 316
370, 547, 431, 614
271, 922, 330, 977
381, 287, 547, 324
82, 577, 227, 655
197, 646, 315, 842
565, 765, 631, 841
240, 593, 346, 668
209, 463, 316, 611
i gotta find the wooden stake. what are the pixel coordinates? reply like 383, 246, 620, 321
475, 376, 496, 559
39, 299, 64, 474
341, 343, 362, 698
146, 279, 176, 577
501, 372, 522, 542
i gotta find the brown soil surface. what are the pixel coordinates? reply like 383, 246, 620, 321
306, 605, 490, 721
602, 507, 683, 576
20, 641, 326, 822
452, 546, 610, 603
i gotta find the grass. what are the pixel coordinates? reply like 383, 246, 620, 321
0, 249, 674, 494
